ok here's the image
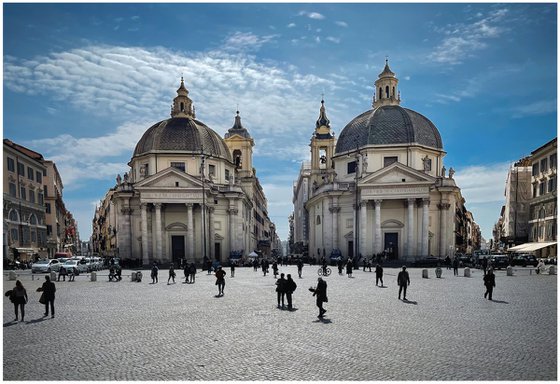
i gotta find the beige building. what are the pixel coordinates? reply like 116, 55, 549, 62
92, 79, 279, 266
502, 157, 532, 246
293, 61, 473, 263
3, 139, 48, 261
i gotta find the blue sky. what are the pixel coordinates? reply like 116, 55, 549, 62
3, 3, 557, 244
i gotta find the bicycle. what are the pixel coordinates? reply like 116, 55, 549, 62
317, 267, 331, 277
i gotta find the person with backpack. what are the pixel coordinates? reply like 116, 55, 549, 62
275, 273, 287, 308
285, 274, 297, 310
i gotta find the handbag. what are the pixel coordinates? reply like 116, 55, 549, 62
39, 292, 46, 304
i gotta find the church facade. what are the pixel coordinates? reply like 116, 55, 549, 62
293, 61, 475, 263
91, 79, 280, 266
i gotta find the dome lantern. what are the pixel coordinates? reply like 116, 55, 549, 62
372, 58, 401, 109
171, 77, 195, 118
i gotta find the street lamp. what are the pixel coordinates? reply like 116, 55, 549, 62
200, 147, 208, 264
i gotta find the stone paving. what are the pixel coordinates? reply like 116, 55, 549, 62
2, 265, 557, 381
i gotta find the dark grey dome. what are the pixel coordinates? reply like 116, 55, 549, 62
335, 105, 443, 154
133, 117, 232, 161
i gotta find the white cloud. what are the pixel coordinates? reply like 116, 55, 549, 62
299, 11, 325, 20
454, 162, 511, 204
512, 100, 557, 118
326, 36, 340, 44
429, 7, 509, 65
335, 21, 348, 27
287, 23, 296, 28
222, 31, 278, 52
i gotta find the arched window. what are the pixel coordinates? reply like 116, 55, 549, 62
379, 87, 383, 99
233, 149, 242, 169
29, 214, 37, 225
316, 215, 321, 225
392, 86, 395, 98
385, 86, 390, 98
180, 102, 185, 112
9, 209, 19, 222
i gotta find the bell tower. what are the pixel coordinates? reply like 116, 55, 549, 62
171, 77, 195, 118
224, 110, 254, 178
372, 58, 401, 109
310, 98, 336, 184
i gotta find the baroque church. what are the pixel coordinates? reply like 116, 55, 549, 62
293, 60, 475, 263
92, 78, 280, 266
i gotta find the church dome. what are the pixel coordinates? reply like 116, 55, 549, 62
335, 105, 443, 154
133, 117, 232, 161
132, 78, 232, 161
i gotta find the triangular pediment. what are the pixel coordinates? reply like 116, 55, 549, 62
359, 162, 435, 187
135, 167, 203, 190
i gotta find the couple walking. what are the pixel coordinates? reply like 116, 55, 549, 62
275, 273, 297, 310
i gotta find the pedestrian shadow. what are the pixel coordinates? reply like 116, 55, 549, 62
23, 317, 47, 325
490, 299, 509, 304
3, 321, 19, 327
214, 294, 224, 298
377, 285, 388, 288
402, 299, 418, 305
313, 318, 332, 324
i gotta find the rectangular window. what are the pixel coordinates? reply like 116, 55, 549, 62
44, 185, 48, 198
548, 177, 556, 193
10, 228, 18, 242
29, 190, 35, 204
47, 225, 52, 236
170, 162, 185, 172
27, 166, 34, 180
532, 163, 540, 176
31, 230, 37, 244
20, 186, 26, 200
208, 164, 216, 176
541, 158, 548, 173
384, 156, 398, 167
550, 153, 557, 170
36, 171, 42, 183
9, 182, 16, 197
539, 182, 546, 196
17, 162, 25, 176
46, 203, 52, 214
347, 161, 356, 174
225, 169, 230, 181
38, 193, 44, 206
7, 157, 15, 172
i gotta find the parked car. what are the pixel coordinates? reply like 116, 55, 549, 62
511, 254, 538, 267
413, 257, 442, 267
61, 260, 82, 274
489, 255, 510, 270
70, 257, 90, 273
31, 259, 62, 273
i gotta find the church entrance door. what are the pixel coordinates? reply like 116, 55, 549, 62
171, 236, 185, 265
384, 233, 399, 260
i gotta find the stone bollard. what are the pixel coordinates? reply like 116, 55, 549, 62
506, 266, 513, 276
131, 272, 137, 282
464, 267, 471, 277
50, 271, 57, 281
90, 271, 97, 282
435, 267, 442, 278
8, 271, 16, 281
549, 265, 556, 275
422, 269, 429, 278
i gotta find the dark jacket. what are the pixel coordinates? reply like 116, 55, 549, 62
483, 273, 495, 287
313, 279, 328, 302
276, 277, 287, 293
42, 280, 56, 300
285, 278, 297, 294
375, 265, 383, 276
397, 270, 410, 287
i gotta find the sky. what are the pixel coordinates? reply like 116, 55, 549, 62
3, 2, 557, 245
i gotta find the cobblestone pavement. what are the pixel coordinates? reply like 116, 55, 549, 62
3, 265, 557, 381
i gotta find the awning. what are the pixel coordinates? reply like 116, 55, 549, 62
508, 242, 557, 252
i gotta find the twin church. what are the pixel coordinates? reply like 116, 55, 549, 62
92, 60, 478, 266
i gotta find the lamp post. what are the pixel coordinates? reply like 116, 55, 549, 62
200, 147, 207, 263
353, 143, 361, 268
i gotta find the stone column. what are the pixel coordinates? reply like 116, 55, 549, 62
329, 206, 340, 251
438, 202, 450, 257
228, 206, 238, 254
208, 207, 215, 260
421, 198, 430, 257
360, 200, 367, 257
374, 199, 382, 254
407, 198, 415, 258
119, 206, 133, 259
154, 203, 162, 261
186, 204, 194, 259
140, 203, 149, 265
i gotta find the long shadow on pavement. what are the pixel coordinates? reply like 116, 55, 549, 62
313, 318, 332, 324
490, 300, 509, 304
402, 299, 418, 305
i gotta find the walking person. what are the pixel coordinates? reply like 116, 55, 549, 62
375, 264, 384, 287
215, 266, 226, 296
57, 265, 67, 282
452, 257, 459, 276
68, 267, 77, 282
151, 262, 159, 284
445, 255, 451, 270
189, 262, 197, 284
184, 262, 189, 283
253, 258, 259, 272
230, 262, 236, 278
483, 268, 496, 300
276, 273, 287, 308
337, 259, 344, 275
297, 259, 304, 278
261, 259, 268, 276
285, 274, 297, 310
397, 266, 410, 301
168, 263, 176, 284
272, 261, 279, 278
11, 280, 28, 322
346, 258, 353, 278
38, 275, 56, 318
481, 257, 488, 276
310, 277, 328, 318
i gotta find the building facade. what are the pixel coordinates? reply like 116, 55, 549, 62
3, 139, 48, 261
502, 157, 532, 246
293, 61, 478, 263
92, 79, 278, 266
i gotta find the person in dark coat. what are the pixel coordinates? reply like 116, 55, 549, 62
11, 280, 28, 322
285, 274, 297, 310
481, 257, 488, 276
452, 257, 459, 276
39, 275, 56, 318
272, 261, 279, 278
184, 262, 189, 283
168, 263, 176, 284
57, 265, 67, 281
397, 266, 410, 300
276, 273, 287, 308
189, 262, 197, 284
483, 268, 496, 300
346, 258, 353, 278
445, 255, 451, 270
151, 263, 159, 284
297, 259, 304, 278
215, 266, 226, 296
230, 262, 236, 278
337, 259, 344, 275
375, 264, 384, 287
311, 277, 328, 318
